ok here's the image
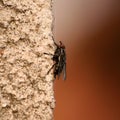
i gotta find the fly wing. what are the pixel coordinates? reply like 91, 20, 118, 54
58, 49, 66, 80
62, 49, 66, 80
57, 59, 62, 79
63, 63, 66, 80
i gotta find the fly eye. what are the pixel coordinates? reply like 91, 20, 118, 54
59, 41, 65, 49
61, 44, 65, 49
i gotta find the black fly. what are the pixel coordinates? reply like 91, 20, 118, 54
44, 39, 66, 80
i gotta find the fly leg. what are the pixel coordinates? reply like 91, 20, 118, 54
44, 53, 53, 56
47, 63, 56, 75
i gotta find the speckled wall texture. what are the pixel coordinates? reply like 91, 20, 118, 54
0, 0, 55, 120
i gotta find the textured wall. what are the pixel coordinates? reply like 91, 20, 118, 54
0, 0, 55, 120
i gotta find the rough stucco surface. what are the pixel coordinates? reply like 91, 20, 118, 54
0, 0, 55, 120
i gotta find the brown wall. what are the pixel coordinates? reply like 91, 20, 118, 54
53, 0, 120, 120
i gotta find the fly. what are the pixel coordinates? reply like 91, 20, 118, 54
44, 38, 66, 80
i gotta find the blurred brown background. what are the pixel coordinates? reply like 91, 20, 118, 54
53, 0, 120, 120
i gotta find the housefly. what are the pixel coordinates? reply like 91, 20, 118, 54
44, 38, 66, 80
